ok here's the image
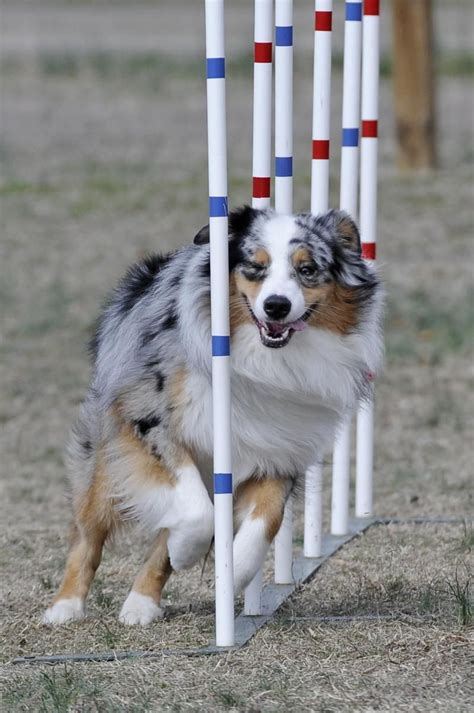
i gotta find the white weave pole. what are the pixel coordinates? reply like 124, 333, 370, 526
330, 0, 363, 536
273, 0, 294, 585
310, 0, 333, 215
244, 0, 273, 615
305, 0, 333, 559
251, 0, 273, 209
204, 0, 234, 647
356, 0, 379, 518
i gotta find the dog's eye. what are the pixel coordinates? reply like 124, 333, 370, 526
299, 263, 317, 278
249, 262, 266, 273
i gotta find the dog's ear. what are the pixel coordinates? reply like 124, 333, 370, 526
228, 204, 259, 238
329, 210, 361, 254
194, 224, 210, 245
193, 205, 259, 245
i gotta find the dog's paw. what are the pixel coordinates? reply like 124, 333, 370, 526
43, 597, 85, 625
119, 592, 164, 626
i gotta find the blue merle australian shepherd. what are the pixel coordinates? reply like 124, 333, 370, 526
44, 206, 383, 626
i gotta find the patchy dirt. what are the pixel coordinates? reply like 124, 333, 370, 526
1, 1, 473, 711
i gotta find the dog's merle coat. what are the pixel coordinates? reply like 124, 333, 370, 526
45, 207, 383, 626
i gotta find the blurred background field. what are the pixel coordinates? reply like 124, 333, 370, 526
0, 1, 473, 710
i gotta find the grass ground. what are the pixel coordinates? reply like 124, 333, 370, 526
1, 1, 473, 711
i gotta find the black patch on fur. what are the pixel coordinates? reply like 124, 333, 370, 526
200, 258, 211, 279
141, 329, 160, 347
155, 372, 165, 391
81, 439, 92, 454
228, 204, 260, 237
89, 254, 172, 360
117, 254, 170, 315
134, 415, 161, 436
228, 236, 246, 272
162, 310, 178, 330
145, 359, 160, 369
168, 272, 182, 289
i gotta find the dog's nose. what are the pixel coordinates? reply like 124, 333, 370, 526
263, 295, 292, 320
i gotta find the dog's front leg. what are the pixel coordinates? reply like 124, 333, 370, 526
119, 460, 214, 626
232, 477, 291, 594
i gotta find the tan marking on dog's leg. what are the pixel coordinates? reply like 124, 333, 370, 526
131, 530, 172, 600
233, 477, 290, 593
43, 458, 116, 625
114, 417, 176, 488
234, 477, 289, 540
119, 530, 172, 625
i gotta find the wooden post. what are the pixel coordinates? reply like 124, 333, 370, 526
392, 0, 437, 170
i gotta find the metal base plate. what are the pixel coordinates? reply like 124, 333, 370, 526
12, 516, 469, 665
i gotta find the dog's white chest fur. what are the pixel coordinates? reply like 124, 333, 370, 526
180, 323, 368, 485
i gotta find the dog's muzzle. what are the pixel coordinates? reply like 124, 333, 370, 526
245, 299, 311, 348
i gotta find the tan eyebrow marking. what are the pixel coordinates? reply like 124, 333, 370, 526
291, 247, 313, 268
253, 248, 271, 266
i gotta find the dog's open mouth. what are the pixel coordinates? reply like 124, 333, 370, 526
245, 299, 310, 348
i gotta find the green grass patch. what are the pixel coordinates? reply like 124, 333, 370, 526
33, 49, 258, 89
386, 287, 474, 363
12, 280, 74, 337
438, 51, 474, 78
459, 521, 474, 552
4, 47, 473, 95
93, 577, 115, 612
446, 570, 472, 626
0, 180, 56, 196
417, 581, 445, 616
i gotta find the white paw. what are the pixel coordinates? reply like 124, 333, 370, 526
119, 591, 164, 626
43, 597, 85, 625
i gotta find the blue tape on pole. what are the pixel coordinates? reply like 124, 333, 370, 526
345, 2, 362, 21
275, 156, 293, 177
212, 335, 230, 356
214, 473, 233, 494
209, 196, 228, 217
342, 127, 359, 147
275, 26, 293, 46
206, 57, 225, 79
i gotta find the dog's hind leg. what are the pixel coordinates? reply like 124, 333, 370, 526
43, 460, 116, 625
119, 529, 172, 625
233, 477, 291, 594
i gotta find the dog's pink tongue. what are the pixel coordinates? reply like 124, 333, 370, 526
266, 319, 308, 334
289, 319, 308, 332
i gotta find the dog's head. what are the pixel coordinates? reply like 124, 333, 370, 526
195, 205, 379, 348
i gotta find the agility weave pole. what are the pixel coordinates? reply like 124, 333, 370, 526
273, 0, 295, 588
205, 0, 381, 644
330, 0, 363, 538
356, 0, 380, 518
304, 0, 334, 561
205, 0, 235, 647
243, 0, 274, 616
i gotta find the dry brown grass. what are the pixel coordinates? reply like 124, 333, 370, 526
1, 1, 473, 710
